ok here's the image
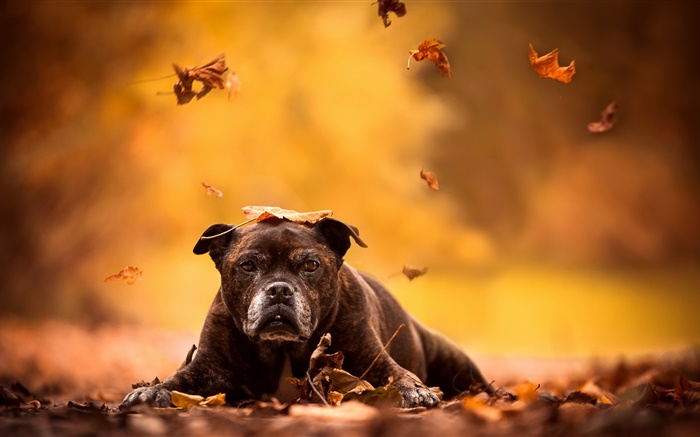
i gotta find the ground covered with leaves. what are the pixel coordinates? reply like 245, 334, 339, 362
1, 320, 700, 436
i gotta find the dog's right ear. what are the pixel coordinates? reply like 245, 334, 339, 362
193, 223, 236, 270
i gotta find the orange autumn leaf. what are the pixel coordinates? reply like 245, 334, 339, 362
242, 206, 333, 224
402, 265, 428, 281
201, 181, 223, 198
171, 391, 226, 409
462, 394, 503, 422
408, 39, 451, 78
225, 71, 241, 101
420, 168, 439, 191
104, 266, 142, 285
587, 101, 618, 133
528, 43, 575, 84
514, 381, 540, 403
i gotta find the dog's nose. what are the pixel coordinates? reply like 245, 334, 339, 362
266, 282, 294, 303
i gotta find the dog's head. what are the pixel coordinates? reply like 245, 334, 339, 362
192, 217, 367, 343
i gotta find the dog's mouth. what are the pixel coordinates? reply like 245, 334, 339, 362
256, 312, 307, 342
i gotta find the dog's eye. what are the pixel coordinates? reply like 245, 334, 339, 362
303, 260, 319, 272
239, 261, 256, 272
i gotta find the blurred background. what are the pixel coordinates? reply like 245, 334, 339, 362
1, 1, 699, 389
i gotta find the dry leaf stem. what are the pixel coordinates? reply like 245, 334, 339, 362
360, 323, 406, 380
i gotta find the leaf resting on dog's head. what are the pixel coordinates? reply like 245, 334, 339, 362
528, 43, 575, 84
408, 39, 451, 78
376, 0, 406, 28
420, 169, 439, 191
104, 266, 142, 285
242, 206, 333, 224
587, 101, 617, 133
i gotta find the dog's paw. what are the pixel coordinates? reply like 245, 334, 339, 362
392, 378, 441, 408
121, 386, 172, 408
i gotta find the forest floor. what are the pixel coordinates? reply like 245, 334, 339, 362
1, 319, 699, 436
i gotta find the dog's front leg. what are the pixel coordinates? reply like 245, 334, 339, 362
362, 355, 441, 408
122, 294, 246, 408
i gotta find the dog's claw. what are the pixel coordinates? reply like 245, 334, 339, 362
121, 386, 172, 408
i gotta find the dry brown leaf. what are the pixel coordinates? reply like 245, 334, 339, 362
131, 376, 161, 390
242, 206, 333, 224
226, 71, 241, 101
376, 0, 406, 28
528, 43, 575, 84
580, 379, 619, 404
104, 266, 142, 285
402, 265, 428, 281
171, 391, 204, 409
328, 391, 344, 406
408, 39, 451, 78
201, 393, 226, 407
564, 391, 597, 405
587, 101, 618, 133
201, 181, 223, 198
325, 368, 375, 396
172, 54, 228, 105
420, 168, 439, 191
171, 390, 226, 409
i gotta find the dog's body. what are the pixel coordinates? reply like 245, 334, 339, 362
122, 218, 488, 408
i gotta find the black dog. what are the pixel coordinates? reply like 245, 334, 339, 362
122, 217, 489, 408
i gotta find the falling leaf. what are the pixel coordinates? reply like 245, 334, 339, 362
104, 266, 142, 285
171, 53, 228, 105
225, 71, 241, 101
201, 181, 223, 198
528, 43, 575, 84
376, 0, 406, 28
401, 265, 428, 281
587, 101, 618, 133
242, 206, 333, 224
408, 39, 451, 78
420, 168, 439, 191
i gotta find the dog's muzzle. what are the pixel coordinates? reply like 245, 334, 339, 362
246, 281, 311, 342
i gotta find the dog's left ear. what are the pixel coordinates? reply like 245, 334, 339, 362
314, 218, 368, 260
193, 223, 236, 271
